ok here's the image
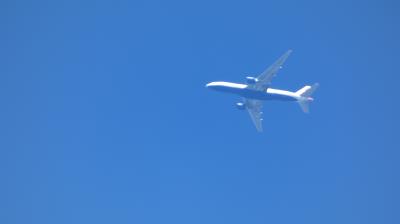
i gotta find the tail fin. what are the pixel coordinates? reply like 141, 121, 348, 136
296, 83, 319, 97
296, 83, 319, 113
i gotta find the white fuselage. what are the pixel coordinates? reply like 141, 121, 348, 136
206, 81, 301, 101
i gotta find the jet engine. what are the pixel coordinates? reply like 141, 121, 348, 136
246, 76, 258, 84
236, 102, 246, 110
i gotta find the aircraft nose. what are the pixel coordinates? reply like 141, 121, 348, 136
206, 82, 222, 90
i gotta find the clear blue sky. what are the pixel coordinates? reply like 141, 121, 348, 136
1, 0, 399, 223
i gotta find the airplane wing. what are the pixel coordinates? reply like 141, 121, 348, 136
244, 98, 264, 132
252, 50, 292, 90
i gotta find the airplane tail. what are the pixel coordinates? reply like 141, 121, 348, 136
296, 83, 319, 113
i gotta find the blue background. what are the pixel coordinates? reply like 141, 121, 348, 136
1, 0, 399, 223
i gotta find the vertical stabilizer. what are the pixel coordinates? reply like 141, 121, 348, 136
296, 83, 319, 97
296, 83, 319, 113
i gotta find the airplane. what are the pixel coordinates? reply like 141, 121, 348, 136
206, 50, 319, 132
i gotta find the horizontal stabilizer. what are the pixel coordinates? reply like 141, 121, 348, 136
298, 100, 311, 113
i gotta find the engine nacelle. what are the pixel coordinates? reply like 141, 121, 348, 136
236, 102, 246, 110
246, 76, 258, 84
